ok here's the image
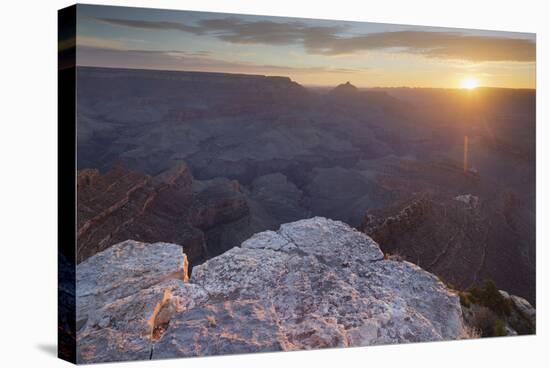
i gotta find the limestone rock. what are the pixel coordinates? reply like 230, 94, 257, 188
77, 218, 465, 363
498, 291, 536, 333
276, 217, 384, 263
77, 240, 188, 322
155, 217, 463, 359
153, 300, 285, 358
76, 240, 196, 364
510, 294, 536, 326
77, 328, 153, 363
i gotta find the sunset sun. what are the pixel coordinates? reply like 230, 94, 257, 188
460, 77, 479, 89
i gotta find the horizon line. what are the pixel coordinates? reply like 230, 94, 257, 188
75, 64, 536, 90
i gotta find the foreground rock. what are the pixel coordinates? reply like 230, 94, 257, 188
76, 240, 207, 363
77, 218, 466, 363
155, 218, 464, 359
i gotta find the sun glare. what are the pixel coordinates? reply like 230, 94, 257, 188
460, 77, 479, 90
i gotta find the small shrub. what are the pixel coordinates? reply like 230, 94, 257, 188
472, 306, 507, 337
468, 280, 511, 317
494, 318, 507, 337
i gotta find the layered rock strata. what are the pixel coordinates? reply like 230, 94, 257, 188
77, 162, 249, 264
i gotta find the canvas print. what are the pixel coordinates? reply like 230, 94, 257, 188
58, 4, 536, 364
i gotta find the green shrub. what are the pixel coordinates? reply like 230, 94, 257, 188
468, 280, 511, 317
494, 318, 507, 336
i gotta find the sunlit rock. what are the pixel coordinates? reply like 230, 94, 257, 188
157, 217, 462, 359
76, 218, 465, 363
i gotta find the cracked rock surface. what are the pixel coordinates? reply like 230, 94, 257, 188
76, 218, 464, 363
76, 240, 200, 363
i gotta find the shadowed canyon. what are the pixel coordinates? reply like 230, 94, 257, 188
76, 66, 535, 302
71, 66, 535, 362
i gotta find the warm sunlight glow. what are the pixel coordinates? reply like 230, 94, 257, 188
460, 77, 479, 90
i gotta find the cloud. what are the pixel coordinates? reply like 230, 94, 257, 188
77, 36, 125, 50
312, 31, 535, 62
91, 16, 535, 62
96, 18, 203, 34
200, 18, 343, 47
77, 45, 364, 76
94, 16, 342, 47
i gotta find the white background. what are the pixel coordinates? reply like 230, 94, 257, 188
0, 0, 548, 366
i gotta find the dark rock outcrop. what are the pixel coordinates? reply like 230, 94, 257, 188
328, 81, 359, 98
460, 288, 535, 337
76, 162, 249, 264
361, 192, 535, 304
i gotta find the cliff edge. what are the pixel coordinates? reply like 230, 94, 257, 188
76, 217, 466, 363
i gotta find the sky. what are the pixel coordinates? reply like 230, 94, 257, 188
73, 4, 536, 88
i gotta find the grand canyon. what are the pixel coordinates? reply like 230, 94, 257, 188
68, 66, 536, 362
58, 5, 536, 364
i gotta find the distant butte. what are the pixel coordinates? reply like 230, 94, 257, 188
330, 81, 359, 94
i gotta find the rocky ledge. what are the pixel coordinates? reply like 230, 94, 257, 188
76, 162, 249, 265
76, 217, 465, 363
